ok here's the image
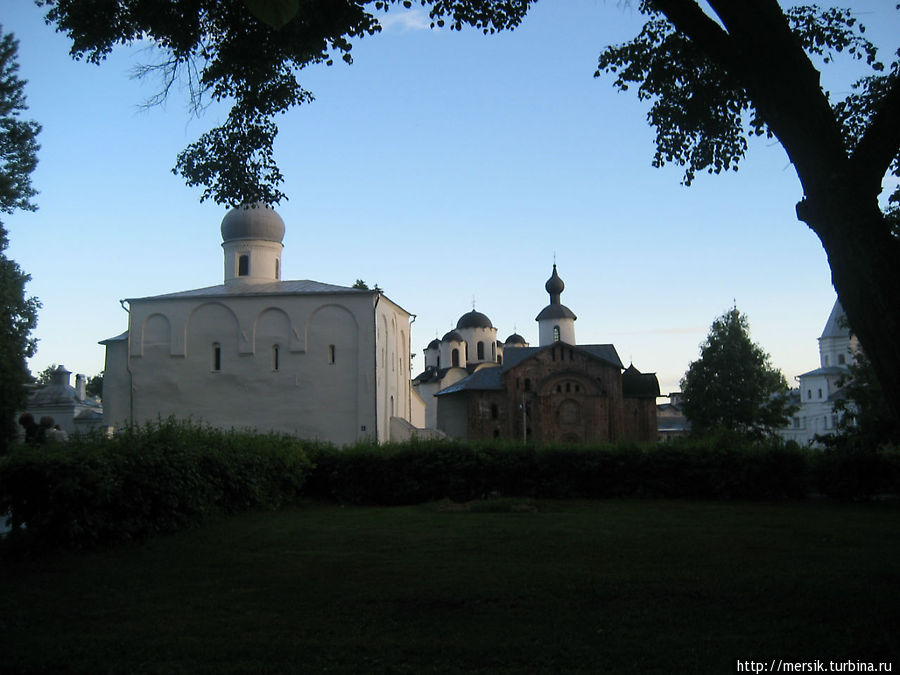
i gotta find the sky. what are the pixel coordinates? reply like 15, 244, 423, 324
3, 1, 899, 396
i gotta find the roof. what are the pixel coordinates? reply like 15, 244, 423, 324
456, 310, 493, 330
442, 330, 464, 342
622, 366, 661, 398
502, 344, 624, 371
504, 333, 527, 345
129, 280, 373, 302
820, 300, 850, 339
798, 365, 849, 379
535, 304, 577, 321
220, 204, 285, 243
434, 366, 503, 396
99, 330, 129, 345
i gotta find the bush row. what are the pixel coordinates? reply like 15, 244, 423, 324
3, 424, 898, 552
0, 420, 315, 551
305, 436, 900, 505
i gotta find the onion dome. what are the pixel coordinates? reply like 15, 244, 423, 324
442, 330, 464, 342
426, 338, 441, 350
505, 333, 527, 345
545, 264, 565, 301
221, 203, 285, 243
456, 310, 493, 330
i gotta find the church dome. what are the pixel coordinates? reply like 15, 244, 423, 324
442, 330, 464, 343
545, 264, 565, 296
456, 310, 493, 330
221, 203, 286, 243
505, 333, 526, 345
426, 338, 441, 350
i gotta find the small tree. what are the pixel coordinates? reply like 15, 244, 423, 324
681, 307, 793, 438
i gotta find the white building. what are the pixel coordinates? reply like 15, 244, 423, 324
101, 204, 413, 445
781, 300, 859, 445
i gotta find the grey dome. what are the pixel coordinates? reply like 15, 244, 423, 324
545, 264, 565, 296
426, 339, 441, 350
221, 204, 286, 243
442, 330, 464, 342
505, 333, 526, 345
456, 310, 493, 330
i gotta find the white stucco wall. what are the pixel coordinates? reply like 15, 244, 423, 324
111, 289, 411, 446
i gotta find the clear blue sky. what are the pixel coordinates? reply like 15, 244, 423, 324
4, 1, 898, 395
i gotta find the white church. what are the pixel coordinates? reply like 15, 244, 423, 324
779, 299, 859, 445
100, 204, 414, 445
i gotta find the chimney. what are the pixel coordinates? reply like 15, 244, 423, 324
51, 365, 71, 387
75, 374, 86, 401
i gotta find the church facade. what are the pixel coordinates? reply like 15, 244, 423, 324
101, 205, 413, 445
414, 265, 659, 443
779, 300, 859, 445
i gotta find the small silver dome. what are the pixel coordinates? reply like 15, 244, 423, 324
221, 204, 286, 243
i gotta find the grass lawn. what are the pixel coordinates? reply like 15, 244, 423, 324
1, 499, 899, 674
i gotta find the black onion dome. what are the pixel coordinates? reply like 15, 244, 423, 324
442, 330, 464, 342
456, 310, 493, 330
426, 339, 440, 350
545, 264, 565, 297
505, 333, 526, 345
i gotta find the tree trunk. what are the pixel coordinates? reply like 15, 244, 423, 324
798, 191, 900, 431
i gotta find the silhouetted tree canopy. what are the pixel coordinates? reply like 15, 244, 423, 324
0, 27, 40, 451
681, 308, 793, 438
35, 1, 900, 424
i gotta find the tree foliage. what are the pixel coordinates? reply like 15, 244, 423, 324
820, 351, 900, 450
0, 27, 40, 452
681, 308, 793, 438
37, 0, 532, 206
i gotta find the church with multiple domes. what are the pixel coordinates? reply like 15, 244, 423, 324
101, 204, 414, 446
413, 265, 660, 443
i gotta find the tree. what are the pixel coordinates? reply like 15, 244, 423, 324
595, 1, 900, 430
37, 1, 900, 424
0, 27, 41, 452
819, 351, 900, 450
85, 372, 103, 400
351, 279, 383, 292
680, 308, 793, 438
33, 363, 59, 386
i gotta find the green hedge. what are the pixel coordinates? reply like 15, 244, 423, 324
304, 435, 822, 505
0, 420, 315, 551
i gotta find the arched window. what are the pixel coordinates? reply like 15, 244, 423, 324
275, 259, 280, 280
492, 342, 497, 361
477, 341, 485, 360
329, 345, 336, 364
452, 348, 460, 367
238, 254, 249, 276
497, 354, 502, 365
490, 404, 499, 419
838, 354, 846, 364
212, 343, 222, 371
524, 378, 532, 392
553, 325, 560, 342
272, 345, 280, 371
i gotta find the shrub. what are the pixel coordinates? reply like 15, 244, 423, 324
0, 420, 315, 551
304, 436, 813, 505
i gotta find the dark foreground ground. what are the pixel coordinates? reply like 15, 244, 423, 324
2, 499, 898, 674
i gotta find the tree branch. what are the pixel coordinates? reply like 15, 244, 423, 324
649, 0, 738, 70
851, 77, 900, 193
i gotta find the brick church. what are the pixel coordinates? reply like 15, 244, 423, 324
413, 265, 659, 443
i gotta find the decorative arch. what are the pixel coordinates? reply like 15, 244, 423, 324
186, 302, 240, 359
141, 313, 171, 355
254, 307, 292, 353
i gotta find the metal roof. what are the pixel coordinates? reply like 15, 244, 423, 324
129, 279, 371, 302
